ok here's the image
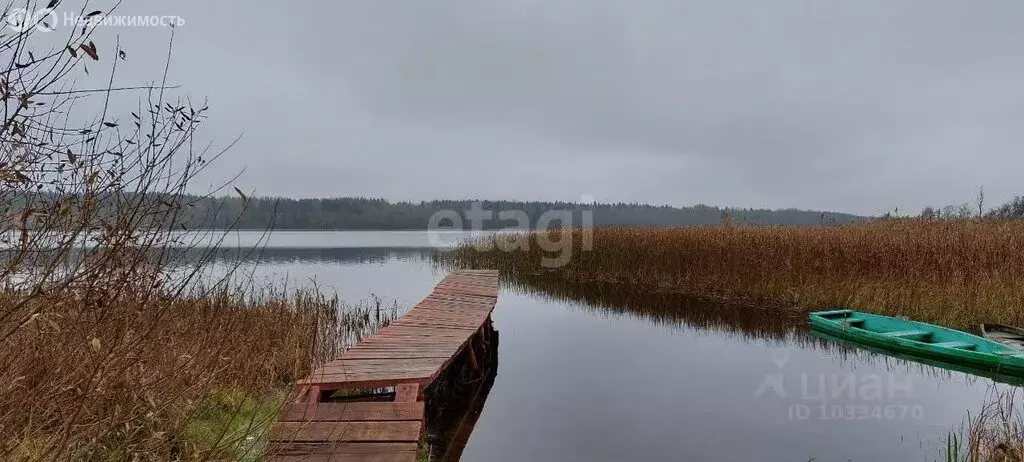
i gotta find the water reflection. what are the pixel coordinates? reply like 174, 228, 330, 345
496, 272, 1005, 389
30, 234, 1008, 460
191, 237, 1017, 460
198, 246, 435, 265
814, 330, 1024, 387
500, 273, 804, 341
425, 324, 499, 461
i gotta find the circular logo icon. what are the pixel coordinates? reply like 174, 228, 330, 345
6, 8, 57, 33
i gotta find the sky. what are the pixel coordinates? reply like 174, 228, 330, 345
45, 0, 1024, 215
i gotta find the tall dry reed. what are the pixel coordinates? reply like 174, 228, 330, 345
946, 386, 1024, 461
442, 220, 1024, 329
0, 2, 377, 458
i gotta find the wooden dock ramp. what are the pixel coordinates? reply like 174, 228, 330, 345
268, 270, 500, 461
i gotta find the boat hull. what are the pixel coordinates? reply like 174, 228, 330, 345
810, 310, 1024, 377
810, 330, 1024, 387
981, 323, 1024, 350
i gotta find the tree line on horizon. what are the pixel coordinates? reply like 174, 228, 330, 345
916, 188, 1024, 220
180, 195, 865, 230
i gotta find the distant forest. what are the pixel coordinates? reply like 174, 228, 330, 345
180, 196, 865, 230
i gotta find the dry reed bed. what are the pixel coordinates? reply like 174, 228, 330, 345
0, 287, 386, 461
946, 386, 1024, 461
442, 220, 1024, 329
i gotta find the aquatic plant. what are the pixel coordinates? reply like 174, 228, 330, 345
439, 220, 1024, 329
945, 386, 1024, 461
0, 0, 397, 457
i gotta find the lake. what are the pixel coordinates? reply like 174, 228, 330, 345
206, 231, 997, 461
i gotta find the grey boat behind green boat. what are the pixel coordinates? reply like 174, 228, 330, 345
981, 323, 1024, 350
810, 309, 1024, 377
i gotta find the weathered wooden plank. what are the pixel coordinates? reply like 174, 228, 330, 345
416, 302, 494, 311
306, 369, 439, 380
340, 351, 456, 358
274, 271, 498, 459
384, 325, 482, 333
433, 287, 498, 296
411, 306, 492, 316
309, 362, 442, 373
271, 421, 421, 442
337, 353, 458, 361
425, 290, 496, 299
354, 336, 467, 344
394, 383, 419, 402
300, 377, 429, 390
400, 309, 484, 319
299, 370, 435, 385
267, 442, 419, 461
387, 322, 480, 331
292, 270, 498, 394
307, 369, 440, 380
353, 335, 464, 344
375, 331, 471, 339
377, 324, 478, 334
346, 344, 461, 352
402, 309, 486, 319
436, 285, 494, 291
414, 302, 493, 312
418, 296, 494, 304
437, 283, 491, 289
373, 332, 474, 340
421, 294, 495, 304
353, 338, 466, 347
339, 354, 452, 362
317, 358, 447, 369
278, 402, 424, 422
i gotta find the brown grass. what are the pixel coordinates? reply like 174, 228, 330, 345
441, 219, 1024, 329
947, 387, 1024, 462
0, 5, 399, 458
0, 284, 372, 460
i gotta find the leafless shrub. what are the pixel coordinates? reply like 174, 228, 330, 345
0, 1, 357, 460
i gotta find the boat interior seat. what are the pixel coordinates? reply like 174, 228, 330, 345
881, 330, 932, 341
841, 318, 865, 326
931, 341, 977, 350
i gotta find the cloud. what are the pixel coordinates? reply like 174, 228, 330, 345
98, 0, 1024, 214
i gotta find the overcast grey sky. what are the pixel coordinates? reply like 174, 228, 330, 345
69, 0, 1024, 214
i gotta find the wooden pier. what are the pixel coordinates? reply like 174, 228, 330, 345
268, 270, 500, 461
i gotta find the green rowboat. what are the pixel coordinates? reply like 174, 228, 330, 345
809, 309, 1024, 376
810, 330, 1024, 386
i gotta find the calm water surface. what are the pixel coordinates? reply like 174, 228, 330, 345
212, 231, 997, 462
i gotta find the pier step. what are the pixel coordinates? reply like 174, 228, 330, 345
268, 402, 425, 461
268, 270, 500, 461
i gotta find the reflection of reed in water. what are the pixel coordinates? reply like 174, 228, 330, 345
812, 331, 992, 388
500, 271, 1003, 388
503, 272, 806, 341
171, 246, 437, 266
9, 246, 439, 270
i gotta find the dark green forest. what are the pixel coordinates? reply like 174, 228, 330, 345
181, 196, 865, 230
